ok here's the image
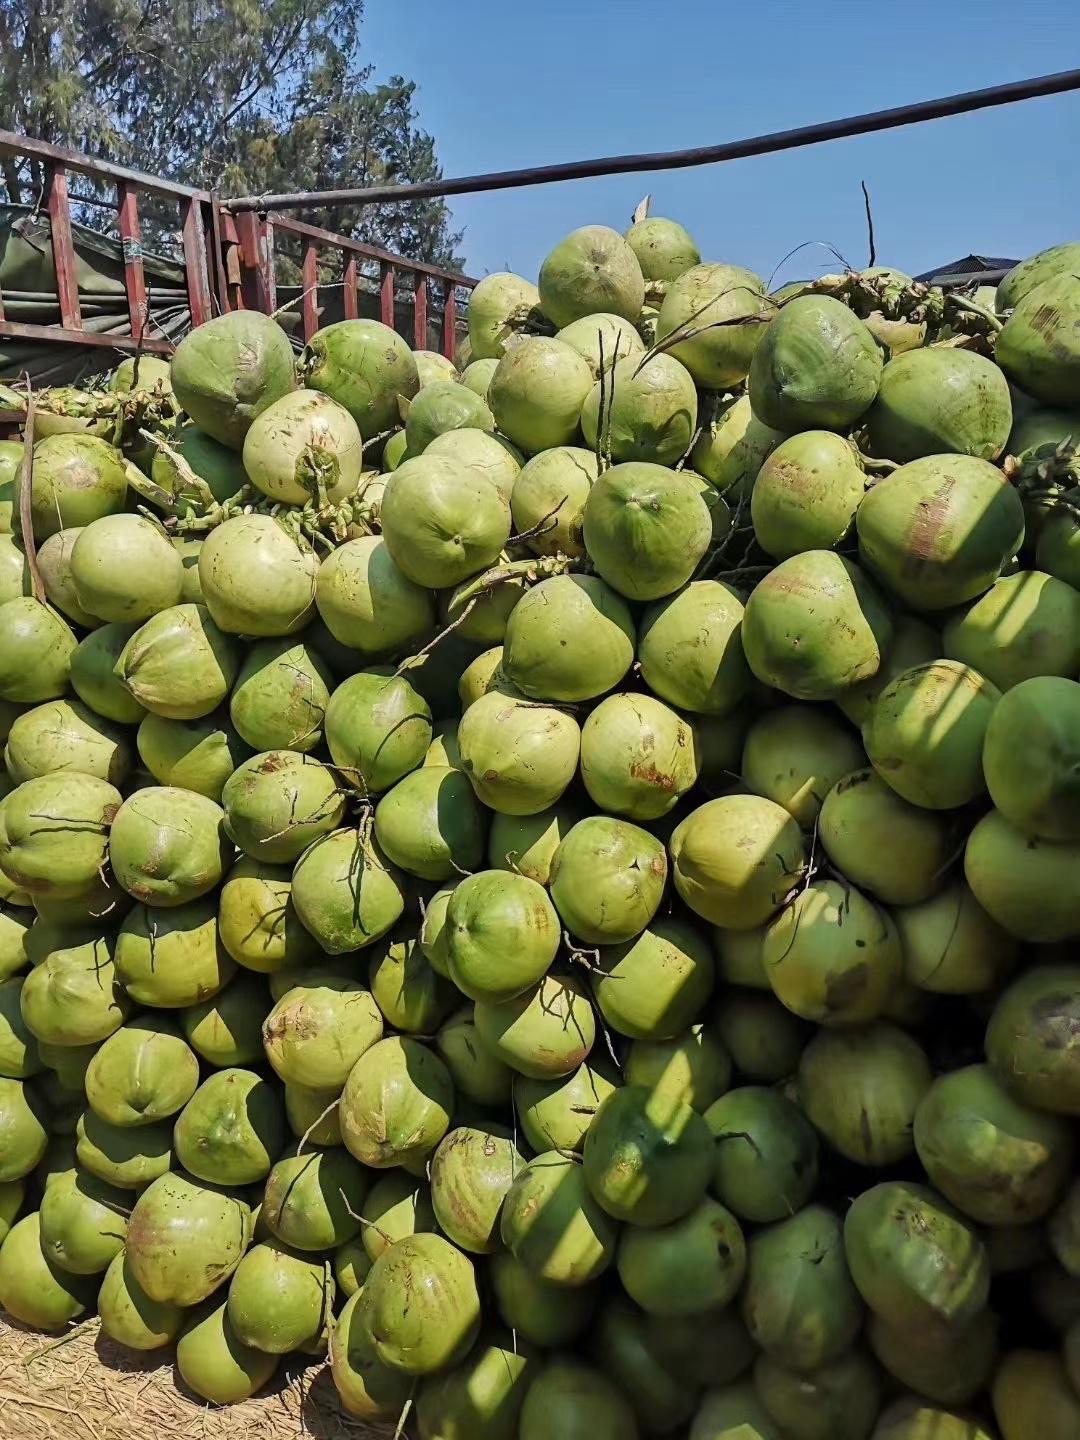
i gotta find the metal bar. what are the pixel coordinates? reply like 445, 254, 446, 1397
413, 274, 428, 350
45, 164, 82, 330
442, 284, 457, 362
209, 194, 230, 314
116, 182, 147, 343
182, 197, 213, 326
0, 319, 172, 353
343, 254, 359, 320
301, 239, 319, 340
228, 66, 1080, 212
234, 211, 277, 313
0, 128, 213, 201
380, 263, 395, 328
265, 213, 478, 286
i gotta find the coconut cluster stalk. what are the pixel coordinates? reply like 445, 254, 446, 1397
0, 209, 1080, 1440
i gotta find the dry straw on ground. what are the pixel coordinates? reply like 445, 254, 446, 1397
0, 1315, 390, 1440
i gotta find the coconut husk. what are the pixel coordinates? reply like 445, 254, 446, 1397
0, 1314, 392, 1440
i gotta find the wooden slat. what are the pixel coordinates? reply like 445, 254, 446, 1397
234, 211, 277, 314
413, 274, 428, 350
343, 254, 358, 320
442, 283, 457, 362
116, 182, 147, 343
45, 164, 82, 329
0, 319, 172, 353
182, 197, 212, 326
380, 263, 395, 327
0, 127, 213, 202
269, 213, 478, 287
301, 238, 319, 341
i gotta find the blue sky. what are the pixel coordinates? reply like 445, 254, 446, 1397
362, 0, 1079, 285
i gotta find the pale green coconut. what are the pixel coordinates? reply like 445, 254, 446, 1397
197, 514, 318, 637
339, 1034, 453, 1169
98, 1252, 184, 1350
670, 794, 806, 929
114, 897, 235, 1007
867, 347, 1012, 462
436, 1005, 513, 1107
299, 317, 420, 435
741, 705, 865, 828
798, 1024, 932, 1166
136, 712, 248, 801
751, 431, 867, 559
896, 878, 1016, 994
290, 828, 406, 954
626, 216, 701, 282
0, 773, 119, 900
20, 934, 129, 1046
374, 766, 486, 882
0, 533, 27, 604
475, 973, 596, 1080
4, 698, 130, 787
242, 388, 363, 505
583, 1083, 713, 1227
228, 636, 332, 754
170, 310, 295, 449
458, 691, 580, 814
983, 676, 1080, 840
315, 534, 435, 656
742, 552, 894, 701
549, 816, 667, 944
997, 273, 1080, 405
500, 1150, 617, 1283
70, 514, 183, 625
324, 669, 431, 794
539, 226, 645, 328
28, 434, 129, 541
656, 263, 769, 389
582, 461, 711, 600
149, 421, 247, 512
836, 613, 941, 728
965, 813, 1080, 943
380, 453, 511, 588
510, 446, 598, 557
467, 272, 543, 360
35, 528, 101, 627
638, 580, 751, 715
691, 394, 784, 502
222, 747, 344, 863
749, 294, 882, 432
557, 312, 646, 375
943, 570, 1080, 691
998, 243, 1080, 310
218, 856, 319, 973
457, 646, 509, 709
580, 692, 699, 820
415, 351, 459, 387
109, 787, 227, 906
0, 1212, 95, 1329
403, 380, 494, 455
181, 971, 272, 1067
116, 603, 239, 720
864, 660, 999, 810
69, 623, 145, 724
0, 440, 23, 532
487, 801, 582, 884
488, 337, 594, 454
0, 599, 77, 704
515, 1060, 620, 1153
581, 352, 698, 467
819, 767, 952, 906
592, 917, 714, 1040
857, 454, 1025, 611
425, 427, 522, 500
460, 357, 499, 396
502, 574, 635, 701
263, 975, 383, 1089
625, 1024, 732, 1111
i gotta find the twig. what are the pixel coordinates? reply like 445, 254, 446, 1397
394, 600, 478, 677
16, 383, 45, 603
860, 181, 876, 268
296, 1096, 340, 1154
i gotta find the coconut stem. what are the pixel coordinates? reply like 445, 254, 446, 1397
296, 1097, 340, 1154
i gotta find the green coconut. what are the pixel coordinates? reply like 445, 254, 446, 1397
639, 580, 751, 715
549, 815, 666, 944
618, 1195, 746, 1316
500, 1150, 617, 1284
985, 965, 1080, 1114
1036, 486, 1080, 587
467, 272, 543, 360
458, 646, 509, 709
539, 226, 645, 328
75, 1110, 172, 1189
582, 461, 712, 600
180, 970, 272, 1067
149, 421, 247, 510
868, 1308, 997, 1408
0, 440, 23, 531
217, 856, 318, 972
670, 794, 806, 929
692, 394, 784, 502
98, 1251, 184, 1349
83, 1013, 199, 1124
170, 310, 295, 449
488, 336, 594, 454
284, 1081, 342, 1147
475, 972, 596, 1080
581, 353, 698, 466
0, 1077, 47, 1181
35, 527, 101, 627
0, 598, 77, 704
125, 1170, 252, 1305
520, 1359, 640, 1440
136, 711, 248, 801
4, 698, 130, 787
339, 1034, 452, 1169
415, 351, 459, 387
226, 1239, 333, 1354
324, 669, 431, 794
592, 917, 714, 1040
626, 1024, 732, 1111
444, 870, 559, 1002
299, 318, 420, 434
356, 1233, 481, 1375
655, 263, 769, 389
69, 514, 183, 624
998, 243, 1080, 309
19, 933, 129, 1046
426, 427, 523, 500
175, 1295, 279, 1405
997, 273, 1080, 405
0, 1211, 95, 1329
262, 975, 383, 1089
0, 533, 28, 604
591, 1292, 697, 1434
819, 768, 953, 906
38, 1166, 129, 1274
429, 1124, 523, 1254
557, 311, 646, 375
914, 1063, 1072, 1226
983, 676, 1080, 839
992, 1348, 1080, 1440
28, 433, 129, 541
69, 622, 146, 723
583, 1083, 713, 1226
864, 661, 999, 810
242, 388, 362, 506
751, 431, 866, 558
764, 878, 902, 1026
742, 1204, 863, 1371
197, 513, 318, 636
867, 347, 1012, 461
875, 1398, 994, 1440
222, 749, 344, 863
108, 786, 227, 906
742, 551, 894, 701
459, 690, 581, 815
0, 977, 39, 1077
742, 706, 864, 828
944, 571, 1080, 691
460, 357, 500, 397
436, 1007, 514, 1108
797, 1023, 933, 1166
172, 1067, 284, 1186
706, 1086, 819, 1223
844, 1181, 990, 1329
329, 1287, 414, 1420
425, 719, 462, 770
333, 1236, 371, 1297
404, 380, 495, 454
753, 1349, 882, 1440
503, 573, 635, 701
368, 935, 456, 1033
361, 1172, 438, 1260
374, 765, 486, 881
515, 1060, 620, 1153
749, 294, 882, 432
416, 1334, 536, 1440
626, 215, 701, 282
896, 878, 1016, 994
510, 447, 598, 560
222, 637, 333, 758
114, 897, 236, 1007
489, 1250, 596, 1346
580, 693, 698, 821
116, 602, 239, 720
965, 810, 1080, 942
856, 454, 1025, 611
262, 1146, 370, 1251
380, 453, 510, 587
315, 533, 436, 656
290, 827, 406, 954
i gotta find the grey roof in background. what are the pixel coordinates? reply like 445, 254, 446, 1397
915, 253, 1018, 285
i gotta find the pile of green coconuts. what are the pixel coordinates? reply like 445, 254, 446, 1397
0, 206, 1079, 1440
